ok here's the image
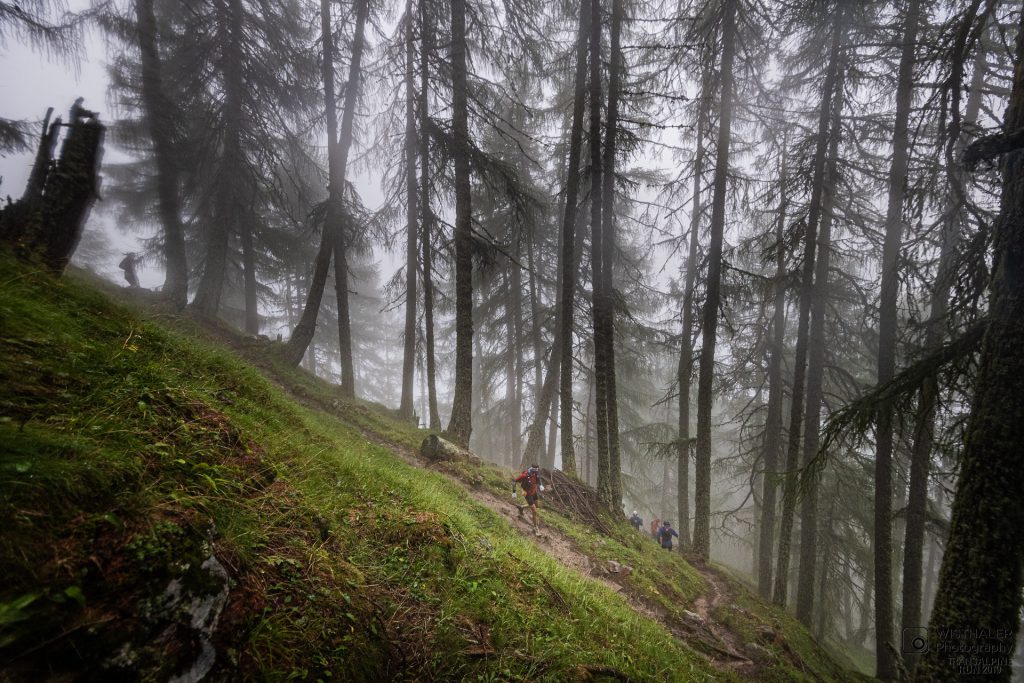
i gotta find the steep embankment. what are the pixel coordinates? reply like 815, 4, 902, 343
0, 258, 866, 681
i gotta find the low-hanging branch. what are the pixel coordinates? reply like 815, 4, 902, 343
962, 126, 1024, 169
804, 320, 986, 489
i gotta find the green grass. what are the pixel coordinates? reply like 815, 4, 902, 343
0, 256, 866, 681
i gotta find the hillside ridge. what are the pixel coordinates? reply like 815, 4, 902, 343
0, 260, 867, 681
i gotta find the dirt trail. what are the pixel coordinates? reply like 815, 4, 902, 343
357, 429, 760, 677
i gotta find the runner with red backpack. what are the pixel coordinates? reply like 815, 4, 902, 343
512, 464, 544, 530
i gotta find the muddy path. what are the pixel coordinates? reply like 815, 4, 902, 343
356, 428, 761, 678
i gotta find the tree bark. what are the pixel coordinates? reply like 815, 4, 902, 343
693, 0, 737, 561
916, 12, 1024, 682
445, 0, 474, 445
135, 0, 187, 309
399, 0, 418, 420
773, 5, 845, 606
334, 228, 355, 396
505, 254, 524, 464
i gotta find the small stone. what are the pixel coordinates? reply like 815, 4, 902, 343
683, 610, 705, 624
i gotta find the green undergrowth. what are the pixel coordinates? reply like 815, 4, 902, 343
0, 257, 864, 681
710, 566, 868, 682
0, 258, 722, 680
466, 464, 867, 682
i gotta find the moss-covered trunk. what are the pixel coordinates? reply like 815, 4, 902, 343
915, 12, 1024, 683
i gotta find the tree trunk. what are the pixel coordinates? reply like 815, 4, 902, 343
597, 0, 626, 509
504, 261, 524, 464
192, 0, 244, 318
135, 0, 187, 309
858, 560, 873, 648
921, 535, 937, 621
678, 70, 710, 550
399, 0, 418, 420
521, 251, 558, 467
23, 109, 59, 204
445, 0, 474, 445
814, 501, 835, 640
866, 0, 921, 674
241, 218, 259, 334
512, 242, 525, 464
916, 12, 1024, 682
284, 0, 368, 368
332, 0, 369, 399
757, 147, 788, 598
5, 110, 104, 273
795, 77, 844, 627
419, 0, 440, 431
515, 0, 590, 475
693, 0, 737, 561
334, 231, 355, 396
546, 392, 558, 470
527, 236, 544, 414
588, 0, 612, 505
902, 26, 987, 668
772, 6, 846, 605
585, 369, 595, 487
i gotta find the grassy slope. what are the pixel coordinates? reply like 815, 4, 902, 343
0, 258, 865, 682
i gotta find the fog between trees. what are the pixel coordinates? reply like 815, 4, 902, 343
3, 0, 1024, 680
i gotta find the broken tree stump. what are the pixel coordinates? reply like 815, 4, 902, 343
0, 100, 105, 274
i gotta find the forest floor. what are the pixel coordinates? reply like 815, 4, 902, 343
0, 258, 871, 681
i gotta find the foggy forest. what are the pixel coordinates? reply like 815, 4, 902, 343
1, 0, 1023, 680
